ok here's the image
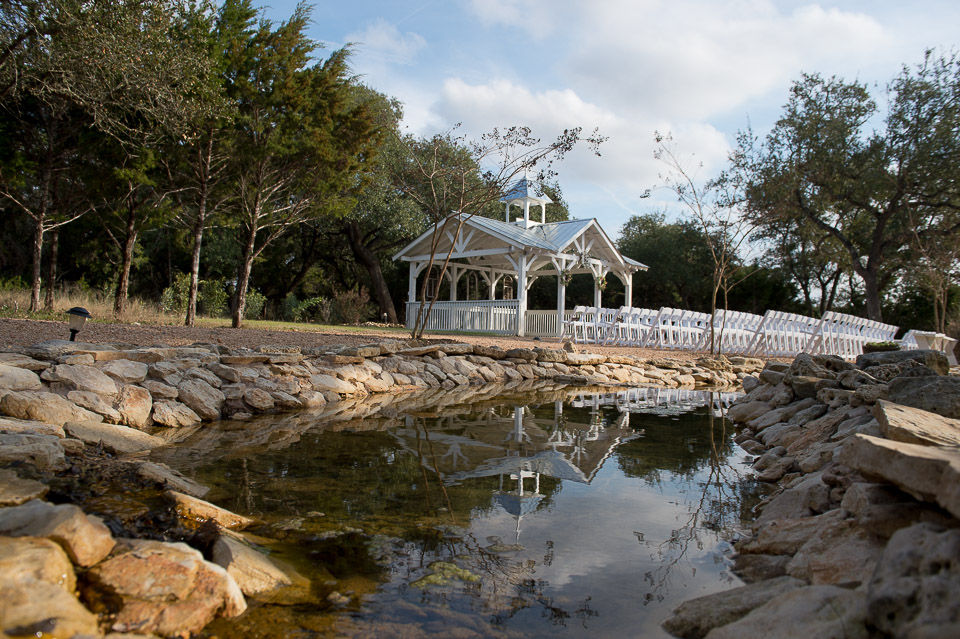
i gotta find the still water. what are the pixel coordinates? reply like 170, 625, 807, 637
153, 386, 764, 638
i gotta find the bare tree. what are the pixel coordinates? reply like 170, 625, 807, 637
653, 132, 757, 354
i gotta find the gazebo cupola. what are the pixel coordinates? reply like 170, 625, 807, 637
501, 175, 552, 228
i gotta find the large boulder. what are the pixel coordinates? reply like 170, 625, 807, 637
43, 363, 119, 396
0, 499, 115, 566
855, 349, 949, 376
785, 517, 885, 586
0, 390, 102, 426
100, 359, 149, 384
63, 420, 165, 454
151, 400, 202, 428
0, 535, 76, 591
0, 432, 68, 471
166, 491, 254, 530
704, 586, 867, 639
866, 523, 960, 638
0, 363, 42, 391
839, 433, 960, 519
886, 375, 960, 419
662, 576, 805, 638
0, 468, 49, 506
874, 399, 960, 447
211, 534, 293, 598
0, 581, 99, 637
81, 538, 246, 637
115, 384, 153, 429
177, 378, 225, 421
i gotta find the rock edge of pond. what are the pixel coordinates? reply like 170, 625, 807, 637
661, 349, 960, 639
0, 337, 764, 638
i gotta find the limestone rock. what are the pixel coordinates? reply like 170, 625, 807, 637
211, 534, 292, 597
166, 490, 254, 530
866, 523, 960, 638
862, 358, 937, 382
25, 339, 115, 361
44, 363, 119, 396
340, 344, 382, 358
759, 369, 785, 386
0, 352, 50, 371
704, 586, 867, 639
732, 554, 791, 583
0, 416, 64, 438
0, 581, 99, 637
100, 359, 149, 384
875, 399, 960, 447
67, 390, 123, 423
139, 378, 178, 400
64, 420, 164, 454
0, 468, 49, 506
741, 510, 844, 556
135, 461, 209, 498
151, 400, 202, 428
243, 387, 275, 411
788, 375, 821, 399
887, 375, 960, 419
309, 373, 358, 395
662, 576, 806, 639
786, 517, 885, 586
727, 400, 771, 424
82, 538, 246, 637
0, 432, 68, 471
855, 349, 949, 376
839, 433, 960, 519
115, 384, 153, 429
754, 472, 830, 525
0, 363, 42, 391
0, 499, 114, 566
0, 535, 75, 591
177, 378, 225, 421
207, 362, 241, 383
0, 390, 102, 426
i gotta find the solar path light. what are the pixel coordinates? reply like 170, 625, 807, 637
66, 307, 91, 342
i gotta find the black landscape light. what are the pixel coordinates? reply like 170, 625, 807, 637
66, 307, 91, 341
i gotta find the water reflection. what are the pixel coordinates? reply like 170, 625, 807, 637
154, 386, 764, 639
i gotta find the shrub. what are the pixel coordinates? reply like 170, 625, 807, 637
199, 279, 229, 318
333, 287, 373, 325
244, 288, 267, 320
159, 273, 191, 315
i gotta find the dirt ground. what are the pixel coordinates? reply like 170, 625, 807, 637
0, 317, 704, 362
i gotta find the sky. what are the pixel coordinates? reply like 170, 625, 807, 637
258, 0, 960, 238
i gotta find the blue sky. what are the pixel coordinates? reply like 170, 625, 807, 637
258, 0, 960, 238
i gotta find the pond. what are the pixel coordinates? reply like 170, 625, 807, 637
150, 386, 767, 639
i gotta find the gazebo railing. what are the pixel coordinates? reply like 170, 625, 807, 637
525, 310, 575, 337
405, 300, 519, 334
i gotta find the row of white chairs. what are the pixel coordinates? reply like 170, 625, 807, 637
561, 306, 953, 362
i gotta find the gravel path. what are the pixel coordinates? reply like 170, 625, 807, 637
0, 317, 704, 362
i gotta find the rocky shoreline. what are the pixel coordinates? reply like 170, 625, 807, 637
662, 349, 960, 638
0, 337, 764, 638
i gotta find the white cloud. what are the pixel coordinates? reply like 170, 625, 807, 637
345, 18, 426, 65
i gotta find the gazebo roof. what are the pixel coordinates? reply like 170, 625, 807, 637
500, 176, 554, 205
393, 213, 648, 276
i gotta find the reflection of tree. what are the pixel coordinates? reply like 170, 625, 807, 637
622, 396, 747, 604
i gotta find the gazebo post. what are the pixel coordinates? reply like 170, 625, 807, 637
624, 272, 633, 306
449, 265, 459, 301
517, 256, 528, 336
556, 275, 566, 338
593, 278, 602, 308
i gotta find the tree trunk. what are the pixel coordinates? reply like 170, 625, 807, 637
185, 214, 204, 326
343, 221, 398, 323
30, 216, 43, 313
44, 226, 59, 310
232, 226, 257, 329
113, 206, 138, 318
857, 266, 883, 321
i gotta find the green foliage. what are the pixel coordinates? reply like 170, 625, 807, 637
159, 273, 192, 315
282, 293, 326, 323
199, 279, 229, 318
160, 273, 229, 318
244, 287, 266, 320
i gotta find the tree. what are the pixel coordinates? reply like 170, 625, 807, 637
735, 51, 960, 321
393, 125, 604, 338
0, 0, 218, 312
225, 5, 380, 328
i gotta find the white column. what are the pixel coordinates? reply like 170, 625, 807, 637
523, 200, 530, 227
517, 257, 528, 336
625, 272, 633, 307
408, 262, 418, 302
556, 275, 566, 338
449, 266, 459, 301
594, 277, 602, 308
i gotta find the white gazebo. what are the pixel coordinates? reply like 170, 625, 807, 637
392, 177, 647, 337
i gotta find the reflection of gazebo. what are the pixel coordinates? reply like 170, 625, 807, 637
393, 403, 639, 537
392, 177, 648, 337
